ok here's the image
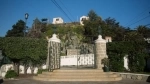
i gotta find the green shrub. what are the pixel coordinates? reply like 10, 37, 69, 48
5, 70, 18, 78
37, 69, 42, 74
37, 69, 48, 74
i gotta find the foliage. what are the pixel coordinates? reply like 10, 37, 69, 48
127, 41, 148, 72
5, 70, 18, 78
83, 10, 102, 42
107, 40, 148, 72
137, 25, 150, 38
27, 18, 44, 38
103, 17, 126, 41
5, 20, 25, 37
37, 69, 48, 74
101, 58, 109, 67
107, 42, 126, 72
0, 37, 47, 74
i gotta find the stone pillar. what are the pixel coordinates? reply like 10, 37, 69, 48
46, 34, 61, 70
95, 35, 107, 69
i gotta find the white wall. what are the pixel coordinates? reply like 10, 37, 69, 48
80, 16, 89, 25
0, 64, 47, 78
124, 55, 129, 70
52, 17, 63, 24
0, 64, 13, 77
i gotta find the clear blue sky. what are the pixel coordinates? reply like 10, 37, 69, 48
0, 0, 150, 37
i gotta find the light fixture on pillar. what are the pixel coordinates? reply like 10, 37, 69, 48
25, 13, 29, 20
24, 13, 29, 36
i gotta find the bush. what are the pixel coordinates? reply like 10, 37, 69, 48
37, 69, 42, 74
5, 70, 18, 78
37, 69, 48, 74
101, 58, 109, 67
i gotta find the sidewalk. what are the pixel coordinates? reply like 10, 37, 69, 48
2, 78, 150, 84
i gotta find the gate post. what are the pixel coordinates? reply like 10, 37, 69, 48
46, 34, 61, 71
95, 35, 107, 69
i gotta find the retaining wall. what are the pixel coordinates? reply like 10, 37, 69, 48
117, 73, 150, 81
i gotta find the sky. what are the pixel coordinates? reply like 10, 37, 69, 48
0, 0, 150, 37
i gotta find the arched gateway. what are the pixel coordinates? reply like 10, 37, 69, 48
46, 34, 107, 71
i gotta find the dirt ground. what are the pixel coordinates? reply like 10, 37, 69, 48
16, 74, 35, 79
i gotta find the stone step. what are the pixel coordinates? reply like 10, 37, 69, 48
39, 72, 117, 77
37, 74, 118, 78
33, 76, 122, 81
53, 69, 103, 73
33, 69, 122, 81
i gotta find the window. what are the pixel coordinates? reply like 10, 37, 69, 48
56, 18, 59, 21
81, 18, 86, 21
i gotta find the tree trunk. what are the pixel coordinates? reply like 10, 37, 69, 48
24, 64, 28, 74
13, 62, 20, 75
30, 66, 35, 74
38, 64, 42, 70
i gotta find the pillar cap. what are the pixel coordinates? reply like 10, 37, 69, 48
48, 34, 61, 43
95, 35, 106, 43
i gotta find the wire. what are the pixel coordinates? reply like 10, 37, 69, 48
125, 7, 150, 26
51, 0, 73, 22
127, 14, 150, 27
59, 0, 75, 21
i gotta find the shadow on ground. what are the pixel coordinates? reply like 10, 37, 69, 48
0, 79, 3, 84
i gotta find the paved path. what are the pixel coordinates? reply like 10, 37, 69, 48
2, 78, 150, 84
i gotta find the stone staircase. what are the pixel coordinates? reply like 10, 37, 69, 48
33, 69, 122, 81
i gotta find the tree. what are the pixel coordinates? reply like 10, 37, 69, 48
103, 17, 126, 41
83, 10, 102, 43
1, 37, 26, 74
27, 18, 43, 38
136, 25, 150, 38
5, 20, 25, 37
0, 37, 47, 75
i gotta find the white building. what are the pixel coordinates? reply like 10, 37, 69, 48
80, 16, 89, 25
144, 38, 150, 43
105, 36, 112, 43
52, 17, 64, 24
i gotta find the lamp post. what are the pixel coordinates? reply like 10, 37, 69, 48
24, 13, 29, 36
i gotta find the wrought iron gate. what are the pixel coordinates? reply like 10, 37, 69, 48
77, 43, 96, 69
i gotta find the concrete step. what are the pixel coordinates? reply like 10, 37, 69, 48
52, 69, 103, 73
33, 76, 122, 81
42, 71, 114, 75
33, 69, 122, 81
37, 74, 118, 78
38, 73, 118, 77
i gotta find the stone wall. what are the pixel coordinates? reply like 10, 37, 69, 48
116, 73, 150, 81
67, 49, 80, 55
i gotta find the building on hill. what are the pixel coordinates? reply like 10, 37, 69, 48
105, 36, 112, 43
80, 16, 89, 25
52, 17, 64, 24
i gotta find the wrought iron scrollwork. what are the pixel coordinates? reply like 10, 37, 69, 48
48, 41, 60, 72
77, 43, 95, 69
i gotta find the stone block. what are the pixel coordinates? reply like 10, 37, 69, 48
131, 75, 137, 80
121, 74, 127, 79
142, 76, 149, 81
126, 74, 131, 79
137, 75, 142, 80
